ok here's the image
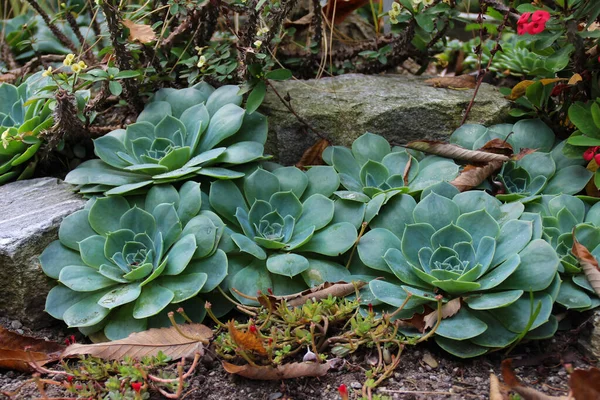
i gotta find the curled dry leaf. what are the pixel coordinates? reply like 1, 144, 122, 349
571, 234, 600, 297
568, 73, 583, 86
450, 161, 504, 192
253, 281, 366, 308
570, 367, 600, 399
0, 326, 64, 372
227, 321, 267, 356
423, 298, 461, 330
501, 359, 569, 400
61, 324, 212, 361
403, 155, 412, 186
405, 141, 510, 163
296, 138, 331, 169
424, 75, 477, 89
122, 19, 157, 43
506, 78, 566, 101
222, 360, 333, 380
489, 373, 507, 400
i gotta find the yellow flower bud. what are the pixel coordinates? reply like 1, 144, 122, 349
63, 53, 75, 66
197, 55, 207, 68
71, 64, 82, 73
253, 40, 262, 49
42, 66, 53, 77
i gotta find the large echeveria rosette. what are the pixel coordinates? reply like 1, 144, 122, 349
65, 83, 269, 196
208, 166, 358, 304
322, 132, 459, 199
41, 182, 228, 340
525, 195, 600, 310
356, 183, 560, 358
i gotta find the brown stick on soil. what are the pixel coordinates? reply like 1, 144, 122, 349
100, 0, 143, 111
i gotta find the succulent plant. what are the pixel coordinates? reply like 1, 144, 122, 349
65, 83, 269, 195
526, 195, 600, 310
451, 121, 592, 200
208, 166, 358, 303
0, 81, 53, 184
322, 132, 459, 198
356, 182, 560, 358
41, 182, 228, 340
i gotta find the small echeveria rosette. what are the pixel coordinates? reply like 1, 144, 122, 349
356, 182, 560, 358
208, 166, 358, 304
41, 182, 228, 340
525, 194, 600, 310
65, 83, 270, 196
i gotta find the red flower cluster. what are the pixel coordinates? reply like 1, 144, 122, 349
517, 10, 551, 35
131, 382, 142, 393
584, 146, 600, 164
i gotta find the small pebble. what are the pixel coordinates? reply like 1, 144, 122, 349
268, 393, 282, 400
475, 377, 483, 383
351, 381, 362, 390
429, 375, 438, 381
10, 320, 22, 330
16, 329, 23, 335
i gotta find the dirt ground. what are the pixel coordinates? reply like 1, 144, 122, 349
0, 314, 598, 400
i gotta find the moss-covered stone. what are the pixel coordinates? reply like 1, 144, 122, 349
260, 73, 511, 164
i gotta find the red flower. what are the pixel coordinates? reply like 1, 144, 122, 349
66, 375, 74, 383
595, 153, 600, 165
584, 147, 596, 162
517, 23, 528, 35
518, 12, 531, 25
532, 10, 551, 23
249, 324, 258, 334
338, 384, 349, 400
131, 382, 142, 393
527, 21, 546, 35
551, 83, 569, 96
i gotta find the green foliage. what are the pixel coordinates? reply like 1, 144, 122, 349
322, 132, 459, 198
65, 83, 270, 196
0, 78, 53, 184
208, 166, 357, 304
566, 99, 600, 191
41, 182, 228, 340
356, 184, 560, 358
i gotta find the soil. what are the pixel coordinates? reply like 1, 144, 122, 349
1, 314, 598, 400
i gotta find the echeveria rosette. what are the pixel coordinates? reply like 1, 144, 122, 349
356, 182, 560, 358
41, 182, 229, 340
208, 166, 358, 304
525, 195, 600, 310
0, 81, 53, 184
65, 83, 270, 196
322, 132, 459, 199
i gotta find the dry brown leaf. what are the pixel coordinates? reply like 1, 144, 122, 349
506, 78, 566, 101
252, 281, 366, 308
424, 75, 477, 89
501, 359, 569, 400
423, 298, 461, 330
571, 234, 600, 297
296, 138, 330, 169
284, 13, 314, 27
222, 360, 332, 380
227, 321, 267, 356
403, 156, 412, 186
450, 160, 504, 192
489, 373, 508, 400
406, 140, 510, 163
323, 0, 374, 24
422, 352, 438, 369
568, 73, 583, 86
0, 327, 64, 372
61, 324, 212, 361
122, 19, 157, 43
570, 367, 600, 399
513, 148, 538, 161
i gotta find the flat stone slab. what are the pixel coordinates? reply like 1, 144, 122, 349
260, 73, 511, 164
0, 178, 86, 327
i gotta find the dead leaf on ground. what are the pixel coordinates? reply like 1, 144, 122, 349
0, 326, 65, 372
489, 373, 507, 400
568, 73, 583, 86
252, 281, 366, 308
479, 138, 515, 157
450, 160, 504, 192
422, 352, 438, 369
284, 13, 314, 27
571, 233, 600, 297
227, 321, 267, 356
122, 19, 157, 43
506, 78, 566, 101
296, 138, 330, 169
222, 360, 333, 380
424, 75, 477, 89
405, 140, 510, 163
323, 0, 374, 25
570, 367, 600, 399
61, 324, 212, 361
423, 298, 461, 330
501, 359, 569, 400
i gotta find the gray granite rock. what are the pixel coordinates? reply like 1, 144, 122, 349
260, 73, 511, 164
0, 178, 86, 327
